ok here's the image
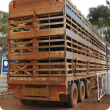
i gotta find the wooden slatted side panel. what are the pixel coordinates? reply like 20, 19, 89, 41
66, 36, 106, 61
65, 34, 106, 76
65, 0, 107, 80
9, 17, 33, 33
9, 60, 66, 75
9, 39, 33, 54
36, 13, 64, 30
8, 12, 67, 85
65, 0, 106, 43
8, 13, 65, 58
65, 8, 106, 52
9, 61, 34, 76
8, 59, 66, 85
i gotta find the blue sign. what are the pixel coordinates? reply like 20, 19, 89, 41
1, 58, 16, 73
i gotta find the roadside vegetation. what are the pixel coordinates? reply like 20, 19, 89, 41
87, 0, 110, 43
87, 5, 110, 102
0, 11, 8, 71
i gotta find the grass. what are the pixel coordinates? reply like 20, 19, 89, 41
0, 73, 4, 76
0, 86, 8, 88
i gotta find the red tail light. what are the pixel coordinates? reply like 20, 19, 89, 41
59, 87, 63, 90
13, 1, 16, 8
11, 85, 15, 88
59, 86, 66, 90
56, 0, 59, 2
17, 91, 21, 95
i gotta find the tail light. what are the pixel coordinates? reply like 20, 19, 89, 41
13, 1, 16, 8
17, 91, 21, 95
10, 85, 15, 89
59, 86, 66, 90
59, 87, 63, 90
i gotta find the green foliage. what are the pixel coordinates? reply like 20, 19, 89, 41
0, 57, 2, 73
0, 11, 8, 35
0, 11, 8, 71
106, 0, 110, 4
87, 5, 110, 42
87, 5, 110, 28
103, 27, 110, 41
0, 11, 8, 55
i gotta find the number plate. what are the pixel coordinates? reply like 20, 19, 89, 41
22, 88, 49, 97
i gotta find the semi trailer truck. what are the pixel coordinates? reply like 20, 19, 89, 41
7, 0, 110, 108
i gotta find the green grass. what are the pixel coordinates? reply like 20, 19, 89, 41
0, 73, 8, 76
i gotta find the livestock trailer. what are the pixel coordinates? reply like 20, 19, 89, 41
7, 0, 110, 108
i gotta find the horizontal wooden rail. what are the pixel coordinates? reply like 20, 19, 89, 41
10, 19, 33, 25
10, 25, 33, 30
36, 21, 64, 26
36, 16, 64, 21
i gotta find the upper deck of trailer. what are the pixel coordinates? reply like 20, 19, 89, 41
9, 0, 106, 45
9, 0, 65, 18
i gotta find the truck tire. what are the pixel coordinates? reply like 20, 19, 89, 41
26, 100, 38, 105
77, 81, 85, 102
85, 79, 91, 98
67, 83, 78, 108
20, 99, 28, 105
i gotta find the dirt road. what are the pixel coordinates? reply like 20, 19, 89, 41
0, 88, 110, 110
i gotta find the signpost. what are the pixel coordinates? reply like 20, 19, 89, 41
1, 56, 16, 75
1, 58, 8, 74
0, 57, 8, 94
0, 57, 15, 94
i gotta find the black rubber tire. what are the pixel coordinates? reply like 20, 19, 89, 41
77, 81, 85, 102
64, 102, 68, 107
26, 100, 38, 105
20, 99, 28, 105
85, 80, 91, 98
66, 83, 78, 108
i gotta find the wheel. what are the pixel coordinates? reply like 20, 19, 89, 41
64, 102, 68, 107
26, 100, 38, 105
20, 99, 28, 105
77, 81, 85, 102
85, 79, 91, 98
66, 83, 78, 108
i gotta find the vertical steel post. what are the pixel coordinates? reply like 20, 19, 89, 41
106, 43, 108, 94
0, 56, 2, 90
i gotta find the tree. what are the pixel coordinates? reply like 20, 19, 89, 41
0, 11, 8, 56
87, 5, 110, 42
106, 0, 110, 4
0, 11, 8, 72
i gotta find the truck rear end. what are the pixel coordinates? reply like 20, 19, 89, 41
8, 0, 67, 103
